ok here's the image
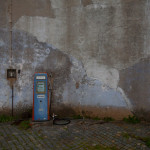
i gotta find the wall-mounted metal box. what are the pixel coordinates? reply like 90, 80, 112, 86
7, 69, 16, 79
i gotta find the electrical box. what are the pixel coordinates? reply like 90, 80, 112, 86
7, 69, 16, 79
32, 73, 50, 121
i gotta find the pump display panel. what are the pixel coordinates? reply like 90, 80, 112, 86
36, 81, 46, 94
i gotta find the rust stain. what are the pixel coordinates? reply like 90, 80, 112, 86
73, 106, 133, 120
76, 82, 79, 89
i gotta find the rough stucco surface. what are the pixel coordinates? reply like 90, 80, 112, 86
1, 0, 150, 119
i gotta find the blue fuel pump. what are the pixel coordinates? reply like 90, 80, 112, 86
32, 73, 50, 121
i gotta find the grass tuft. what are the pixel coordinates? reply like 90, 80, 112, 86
86, 144, 118, 150
103, 117, 115, 122
92, 116, 101, 120
143, 137, 150, 147
73, 115, 83, 119
19, 120, 31, 130
122, 132, 130, 139
0, 115, 14, 123
123, 115, 140, 124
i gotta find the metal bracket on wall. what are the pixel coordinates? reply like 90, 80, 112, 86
7, 69, 17, 117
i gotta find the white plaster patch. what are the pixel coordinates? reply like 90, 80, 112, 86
50, 0, 66, 9
62, 78, 129, 107
0, 39, 5, 47
13, 16, 66, 51
70, 56, 86, 82
85, 59, 119, 89
16, 63, 24, 70
117, 87, 133, 110
46, 48, 51, 54
86, 3, 107, 9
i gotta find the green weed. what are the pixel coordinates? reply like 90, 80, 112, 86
0, 115, 14, 123
92, 116, 101, 120
142, 137, 150, 147
73, 115, 83, 119
86, 145, 118, 150
38, 135, 44, 140
84, 115, 91, 119
122, 132, 130, 139
103, 117, 115, 122
123, 115, 140, 124
19, 120, 31, 130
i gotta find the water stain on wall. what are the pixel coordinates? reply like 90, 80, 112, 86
0, 27, 131, 119
12, 0, 55, 25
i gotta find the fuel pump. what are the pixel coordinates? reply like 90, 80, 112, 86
32, 72, 70, 125
32, 73, 50, 121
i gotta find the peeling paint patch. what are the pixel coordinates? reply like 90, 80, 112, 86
85, 60, 119, 89
13, 16, 66, 50
0, 27, 132, 117
61, 59, 131, 108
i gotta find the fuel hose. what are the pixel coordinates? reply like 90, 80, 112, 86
53, 118, 71, 125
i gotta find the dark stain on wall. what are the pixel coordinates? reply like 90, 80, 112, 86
99, 0, 146, 68
81, 0, 93, 7
12, 0, 55, 24
120, 0, 146, 64
76, 82, 80, 89
64, 0, 81, 8
119, 57, 150, 112
37, 49, 72, 89
0, 0, 8, 28
93, 5, 116, 64
52, 104, 132, 120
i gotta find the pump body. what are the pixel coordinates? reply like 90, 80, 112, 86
32, 73, 50, 121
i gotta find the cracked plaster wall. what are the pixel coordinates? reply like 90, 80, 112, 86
0, 0, 150, 119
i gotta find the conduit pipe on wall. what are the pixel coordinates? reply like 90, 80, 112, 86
9, 0, 13, 65
12, 85, 14, 116
8, 0, 15, 117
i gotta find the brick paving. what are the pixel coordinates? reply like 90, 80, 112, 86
0, 119, 150, 150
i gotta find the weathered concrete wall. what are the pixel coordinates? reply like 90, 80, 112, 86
1, 0, 150, 119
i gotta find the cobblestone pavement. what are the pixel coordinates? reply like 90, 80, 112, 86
0, 119, 150, 150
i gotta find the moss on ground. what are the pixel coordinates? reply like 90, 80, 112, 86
84, 144, 118, 150
121, 132, 150, 148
